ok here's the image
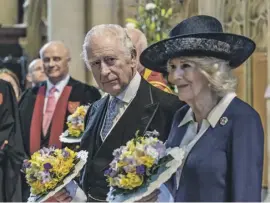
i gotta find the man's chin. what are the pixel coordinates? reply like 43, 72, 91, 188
48, 75, 64, 84
104, 86, 122, 96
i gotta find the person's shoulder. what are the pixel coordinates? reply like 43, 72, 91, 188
0, 79, 9, 86
174, 104, 190, 118
0, 79, 12, 92
229, 97, 260, 118
18, 83, 45, 105
149, 81, 178, 101
91, 94, 108, 109
149, 83, 185, 110
69, 77, 99, 92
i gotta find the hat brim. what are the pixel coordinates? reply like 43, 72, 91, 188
140, 33, 256, 73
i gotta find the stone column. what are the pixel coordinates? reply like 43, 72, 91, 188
266, 1, 270, 200
0, 0, 18, 25
91, 0, 119, 26
47, 0, 86, 82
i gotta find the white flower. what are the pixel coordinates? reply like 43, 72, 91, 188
135, 143, 144, 151
145, 146, 159, 160
145, 3, 156, 10
126, 22, 136, 29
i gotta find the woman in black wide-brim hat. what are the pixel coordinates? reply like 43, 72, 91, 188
140, 15, 264, 202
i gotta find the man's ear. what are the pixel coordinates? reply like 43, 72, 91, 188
26, 73, 32, 82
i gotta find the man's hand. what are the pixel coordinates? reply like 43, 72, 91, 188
136, 189, 160, 202
45, 188, 72, 202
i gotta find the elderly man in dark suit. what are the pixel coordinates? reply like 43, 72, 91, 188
49, 24, 184, 202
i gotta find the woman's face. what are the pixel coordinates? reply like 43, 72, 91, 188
168, 57, 209, 103
0, 73, 20, 100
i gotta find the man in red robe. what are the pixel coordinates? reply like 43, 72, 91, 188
19, 41, 101, 201
19, 41, 101, 156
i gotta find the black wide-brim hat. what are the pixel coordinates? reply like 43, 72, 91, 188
140, 15, 256, 73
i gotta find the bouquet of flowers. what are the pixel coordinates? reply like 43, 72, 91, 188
60, 105, 90, 143
22, 146, 88, 202
105, 130, 185, 202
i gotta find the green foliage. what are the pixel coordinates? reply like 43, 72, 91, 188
126, 0, 175, 45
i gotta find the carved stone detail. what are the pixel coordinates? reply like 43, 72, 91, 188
171, 0, 198, 26
223, 0, 246, 35
248, 0, 267, 50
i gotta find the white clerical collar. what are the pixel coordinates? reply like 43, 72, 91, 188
179, 92, 236, 128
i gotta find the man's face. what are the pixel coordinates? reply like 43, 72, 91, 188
41, 44, 69, 84
87, 36, 136, 96
29, 60, 47, 84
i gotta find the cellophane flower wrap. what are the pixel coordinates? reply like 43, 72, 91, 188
21, 146, 79, 196
104, 130, 173, 196
66, 105, 89, 137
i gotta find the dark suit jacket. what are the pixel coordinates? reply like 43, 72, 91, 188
0, 80, 26, 202
166, 97, 264, 202
18, 77, 101, 156
80, 78, 184, 201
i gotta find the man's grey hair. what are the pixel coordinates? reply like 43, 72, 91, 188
125, 28, 148, 55
28, 59, 42, 73
82, 24, 136, 68
168, 56, 237, 97
39, 41, 70, 59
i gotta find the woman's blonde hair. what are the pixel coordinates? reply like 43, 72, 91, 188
0, 68, 21, 99
168, 56, 237, 97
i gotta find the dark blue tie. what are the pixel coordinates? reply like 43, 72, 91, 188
101, 97, 121, 140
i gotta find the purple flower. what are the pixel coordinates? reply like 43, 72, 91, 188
104, 168, 112, 176
62, 150, 70, 158
22, 160, 31, 169
43, 163, 53, 171
153, 142, 166, 158
136, 165, 146, 175
104, 168, 117, 177
40, 171, 51, 183
122, 157, 136, 165
40, 146, 55, 156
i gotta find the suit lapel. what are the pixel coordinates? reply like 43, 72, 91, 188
166, 124, 189, 148
93, 80, 159, 171
80, 96, 109, 158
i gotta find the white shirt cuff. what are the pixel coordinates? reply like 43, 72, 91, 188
65, 181, 87, 202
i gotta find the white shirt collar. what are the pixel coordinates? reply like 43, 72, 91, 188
46, 74, 70, 93
110, 72, 141, 103
179, 92, 236, 128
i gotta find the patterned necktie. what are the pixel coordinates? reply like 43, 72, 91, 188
101, 97, 121, 140
43, 87, 57, 135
